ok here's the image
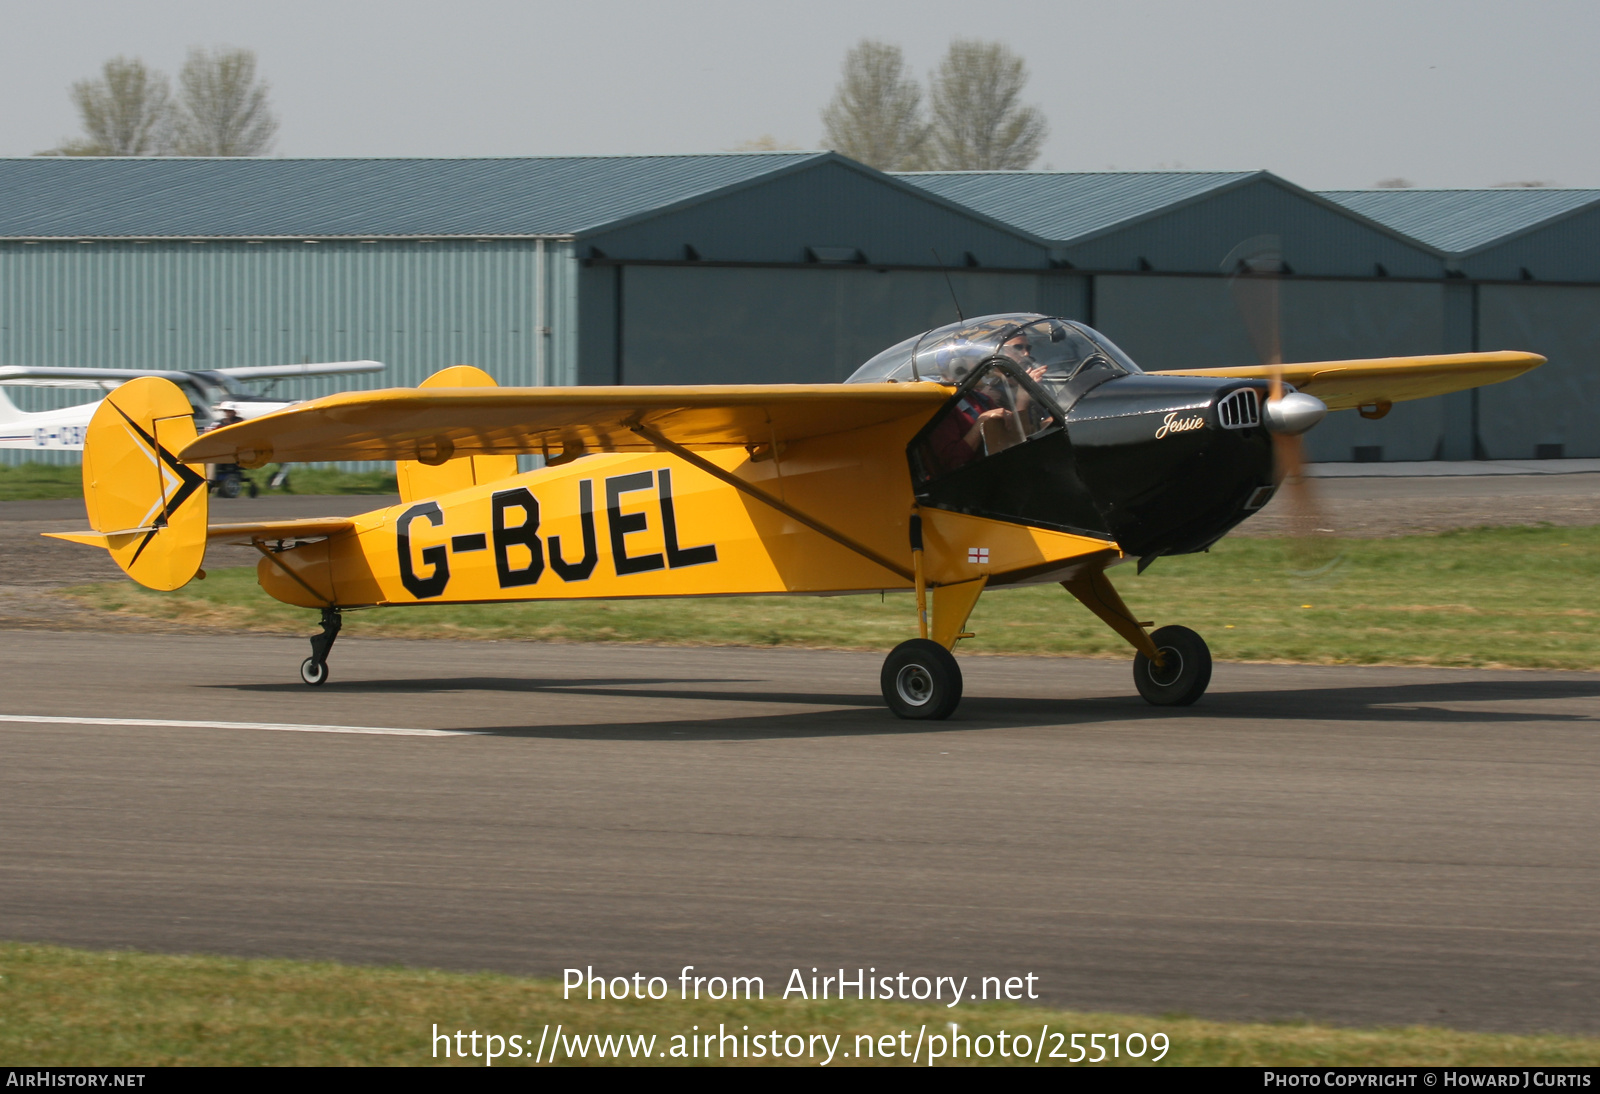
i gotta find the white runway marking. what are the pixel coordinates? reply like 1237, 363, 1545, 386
0, 714, 478, 737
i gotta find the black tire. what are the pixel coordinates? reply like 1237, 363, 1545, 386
1133, 625, 1212, 706
247, 480, 259, 498
881, 639, 963, 720
300, 657, 328, 686
217, 475, 242, 499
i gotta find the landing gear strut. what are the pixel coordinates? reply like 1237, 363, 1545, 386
300, 607, 341, 686
880, 514, 978, 720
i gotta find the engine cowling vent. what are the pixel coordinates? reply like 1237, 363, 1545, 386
1217, 388, 1261, 430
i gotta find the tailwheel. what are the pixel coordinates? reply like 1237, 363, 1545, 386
881, 639, 963, 720
1133, 625, 1212, 707
300, 607, 341, 687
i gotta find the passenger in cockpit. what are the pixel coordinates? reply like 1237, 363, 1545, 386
927, 370, 1008, 472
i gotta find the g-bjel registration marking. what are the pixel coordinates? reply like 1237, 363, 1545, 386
46, 317, 1543, 714
392, 468, 718, 600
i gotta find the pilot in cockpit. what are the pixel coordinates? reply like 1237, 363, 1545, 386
997, 332, 1053, 436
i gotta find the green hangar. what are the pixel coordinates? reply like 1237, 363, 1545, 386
0, 153, 1050, 416
2, 155, 1596, 463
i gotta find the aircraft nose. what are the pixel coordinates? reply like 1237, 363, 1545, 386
1263, 391, 1327, 435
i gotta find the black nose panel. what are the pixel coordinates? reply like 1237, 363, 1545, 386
1067, 376, 1275, 558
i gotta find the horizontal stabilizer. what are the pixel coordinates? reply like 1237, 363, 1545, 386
181, 382, 952, 466
51, 518, 357, 550
205, 517, 356, 545
43, 527, 157, 548
1162, 351, 1544, 411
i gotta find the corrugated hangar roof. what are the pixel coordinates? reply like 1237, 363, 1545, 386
897, 170, 1258, 242
1321, 188, 1600, 255
0, 153, 830, 239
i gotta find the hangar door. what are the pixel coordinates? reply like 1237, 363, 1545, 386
1478, 285, 1600, 459
617, 265, 1062, 385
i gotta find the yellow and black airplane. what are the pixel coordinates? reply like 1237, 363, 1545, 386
49, 313, 1542, 718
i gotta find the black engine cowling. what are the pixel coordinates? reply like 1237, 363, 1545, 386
1066, 375, 1275, 559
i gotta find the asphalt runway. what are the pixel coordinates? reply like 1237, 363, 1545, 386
2, 630, 1597, 1034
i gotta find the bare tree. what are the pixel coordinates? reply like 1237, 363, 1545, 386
39, 56, 174, 156
821, 40, 930, 171
173, 46, 277, 156
727, 135, 803, 152
926, 40, 1046, 171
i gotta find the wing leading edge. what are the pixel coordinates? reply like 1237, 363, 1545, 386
1161, 351, 1544, 410
180, 383, 954, 466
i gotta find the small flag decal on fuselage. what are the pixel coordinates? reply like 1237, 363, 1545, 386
967, 547, 990, 564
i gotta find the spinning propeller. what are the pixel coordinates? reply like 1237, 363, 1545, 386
1224, 238, 1336, 566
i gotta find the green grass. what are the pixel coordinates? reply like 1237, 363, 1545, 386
59, 526, 1600, 670
0, 461, 395, 500
0, 463, 89, 501
2, 941, 1595, 1066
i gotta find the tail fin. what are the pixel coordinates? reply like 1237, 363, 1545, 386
395, 365, 519, 502
0, 387, 23, 424
46, 376, 208, 590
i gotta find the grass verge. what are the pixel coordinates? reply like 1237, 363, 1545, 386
2, 942, 1595, 1067
0, 462, 395, 500
58, 526, 1600, 670
0, 463, 90, 501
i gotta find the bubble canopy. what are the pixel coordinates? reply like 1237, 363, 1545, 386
845, 313, 1143, 397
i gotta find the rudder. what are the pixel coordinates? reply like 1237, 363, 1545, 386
58, 376, 208, 590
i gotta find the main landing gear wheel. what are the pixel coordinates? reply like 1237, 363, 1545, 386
300, 657, 328, 686
1133, 625, 1212, 707
881, 639, 963, 720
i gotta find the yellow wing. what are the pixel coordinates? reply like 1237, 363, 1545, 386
1161, 351, 1543, 411
180, 383, 952, 466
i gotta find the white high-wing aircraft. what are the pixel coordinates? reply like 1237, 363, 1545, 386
0, 361, 385, 453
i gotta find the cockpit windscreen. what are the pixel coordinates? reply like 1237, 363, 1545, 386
846, 313, 1142, 410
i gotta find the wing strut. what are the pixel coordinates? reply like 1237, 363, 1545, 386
628, 423, 914, 583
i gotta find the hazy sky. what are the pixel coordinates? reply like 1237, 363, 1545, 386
2, 0, 1594, 189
